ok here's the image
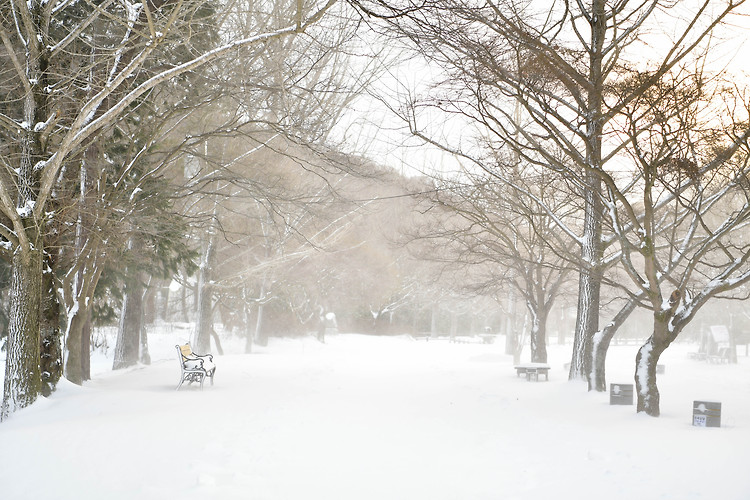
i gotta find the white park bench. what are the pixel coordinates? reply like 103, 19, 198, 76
175, 343, 216, 390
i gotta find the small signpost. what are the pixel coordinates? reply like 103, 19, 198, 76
609, 383, 634, 405
692, 401, 721, 427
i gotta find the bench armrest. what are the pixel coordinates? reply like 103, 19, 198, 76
183, 358, 205, 371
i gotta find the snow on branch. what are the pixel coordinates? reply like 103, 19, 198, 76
34, 0, 340, 222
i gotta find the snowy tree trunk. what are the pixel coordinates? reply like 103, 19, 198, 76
590, 299, 638, 391
569, 151, 604, 380
243, 288, 254, 354
195, 235, 216, 353
2, 247, 43, 418
81, 314, 92, 379
143, 286, 158, 326
635, 307, 680, 416
158, 283, 171, 322
570, 259, 601, 380
40, 254, 62, 397
63, 261, 104, 383
635, 338, 666, 416
65, 307, 94, 383
504, 286, 517, 356
513, 312, 529, 365
180, 279, 189, 321
255, 280, 268, 347
65, 308, 86, 384
529, 307, 549, 363
1, 17, 47, 417
113, 279, 144, 370
140, 278, 152, 365
140, 313, 151, 365
570, 0, 605, 381
66, 148, 90, 384
255, 303, 267, 347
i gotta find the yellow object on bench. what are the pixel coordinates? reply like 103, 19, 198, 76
176, 343, 216, 390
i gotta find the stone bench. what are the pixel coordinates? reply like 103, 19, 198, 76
514, 363, 551, 381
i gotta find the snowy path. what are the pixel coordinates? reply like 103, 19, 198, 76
1, 333, 749, 500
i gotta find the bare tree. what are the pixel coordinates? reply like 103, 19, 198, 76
0, 0, 339, 418
406, 165, 574, 362
603, 69, 750, 415
352, 0, 747, 388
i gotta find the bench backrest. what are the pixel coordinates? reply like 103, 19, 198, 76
178, 344, 193, 360
176, 344, 196, 373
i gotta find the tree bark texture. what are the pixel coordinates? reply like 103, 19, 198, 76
65, 311, 85, 384
81, 314, 92, 380
635, 308, 681, 416
1, 6, 47, 417
589, 299, 638, 391
570, 0, 606, 382
569, 248, 602, 380
113, 279, 144, 370
40, 254, 63, 397
2, 247, 43, 419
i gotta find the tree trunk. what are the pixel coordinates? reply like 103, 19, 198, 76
67, 146, 91, 384
180, 277, 189, 321
570, 0, 605, 382
65, 301, 85, 384
113, 280, 144, 370
159, 282, 171, 322
243, 288, 254, 354
255, 301, 268, 347
529, 307, 549, 363
195, 236, 216, 353
504, 281, 517, 356
81, 313, 92, 380
589, 298, 638, 391
140, 280, 152, 365
140, 317, 151, 365
63, 263, 104, 383
143, 285, 158, 326
65, 306, 94, 384
2, 28, 46, 417
635, 314, 676, 416
513, 312, 528, 365
430, 302, 439, 338
40, 254, 62, 397
2, 247, 43, 418
210, 328, 224, 355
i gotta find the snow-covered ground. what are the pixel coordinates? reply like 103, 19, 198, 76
1, 327, 749, 500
